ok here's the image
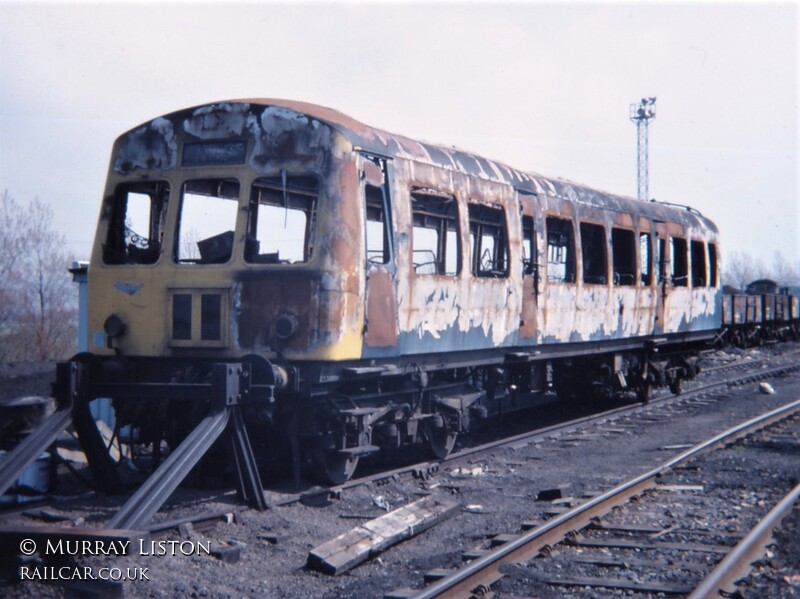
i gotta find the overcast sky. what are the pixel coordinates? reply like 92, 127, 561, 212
1, 2, 797, 269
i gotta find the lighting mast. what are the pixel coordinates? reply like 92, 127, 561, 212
629, 97, 656, 200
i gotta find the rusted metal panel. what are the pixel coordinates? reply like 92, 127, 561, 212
235, 272, 320, 351
365, 268, 398, 347
92, 101, 369, 362
747, 295, 762, 324
763, 293, 776, 321
519, 276, 537, 339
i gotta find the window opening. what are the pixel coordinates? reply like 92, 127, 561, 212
174, 178, 239, 264
411, 189, 460, 275
690, 240, 707, 287
671, 237, 688, 286
639, 232, 653, 286
546, 217, 575, 283
657, 237, 666, 283
708, 243, 718, 288
104, 181, 170, 265
522, 215, 535, 276
580, 222, 608, 284
246, 174, 318, 264
366, 184, 390, 265
611, 228, 636, 286
469, 203, 508, 278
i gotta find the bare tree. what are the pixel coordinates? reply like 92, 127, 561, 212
722, 251, 762, 290
770, 250, 799, 285
0, 190, 77, 361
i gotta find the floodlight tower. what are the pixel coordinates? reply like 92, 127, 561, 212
629, 97, 656, 200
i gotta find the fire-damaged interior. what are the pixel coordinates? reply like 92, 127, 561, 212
15, 100, 741, 523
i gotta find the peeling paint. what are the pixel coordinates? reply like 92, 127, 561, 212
95, 98, 722, 370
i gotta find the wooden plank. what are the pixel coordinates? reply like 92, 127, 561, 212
307, 494, 460, 575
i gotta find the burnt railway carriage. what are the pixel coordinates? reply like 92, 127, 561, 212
75, 99, 721, 485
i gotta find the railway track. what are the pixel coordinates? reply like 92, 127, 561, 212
399, 398, 800, 598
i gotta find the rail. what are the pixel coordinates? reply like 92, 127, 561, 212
411, 397, 800, 598
689, 481, 800, 599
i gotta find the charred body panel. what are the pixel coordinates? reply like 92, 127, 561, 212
92, 102, 363, 363
74, 99, 726, 486
91, 99, 722, 362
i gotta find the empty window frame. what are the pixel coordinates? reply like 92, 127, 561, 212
671, 236, 688, 286
104, 181, 170, 265
657, 237, 667, 284
640, 232, 653, 286
411, 189, 460, 276
246, 174, 318, 264
546, 216, 576, 283
174, 178, 240, 264
708, 243, 718, 287
469, 203, 509, 278
366, 183, 391, 265
611, 227, 636, 286
580, 222, 608, 284
522, 215, 536, 276
690, 240, 707, 287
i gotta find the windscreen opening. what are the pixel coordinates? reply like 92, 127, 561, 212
246, 174, 318, 264
104, 181, 170, 265
174, 178, 240, 264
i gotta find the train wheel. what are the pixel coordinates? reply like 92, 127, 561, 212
313, 451, 359, 486
425, 415, 458, 460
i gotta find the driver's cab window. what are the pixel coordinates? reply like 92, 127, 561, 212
246, 174, 318, 264
174, 178, 239, 264
104, 181, 170, 265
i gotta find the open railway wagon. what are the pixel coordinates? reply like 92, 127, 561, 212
720, 279, 800, 347
0, 100, 725, 526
